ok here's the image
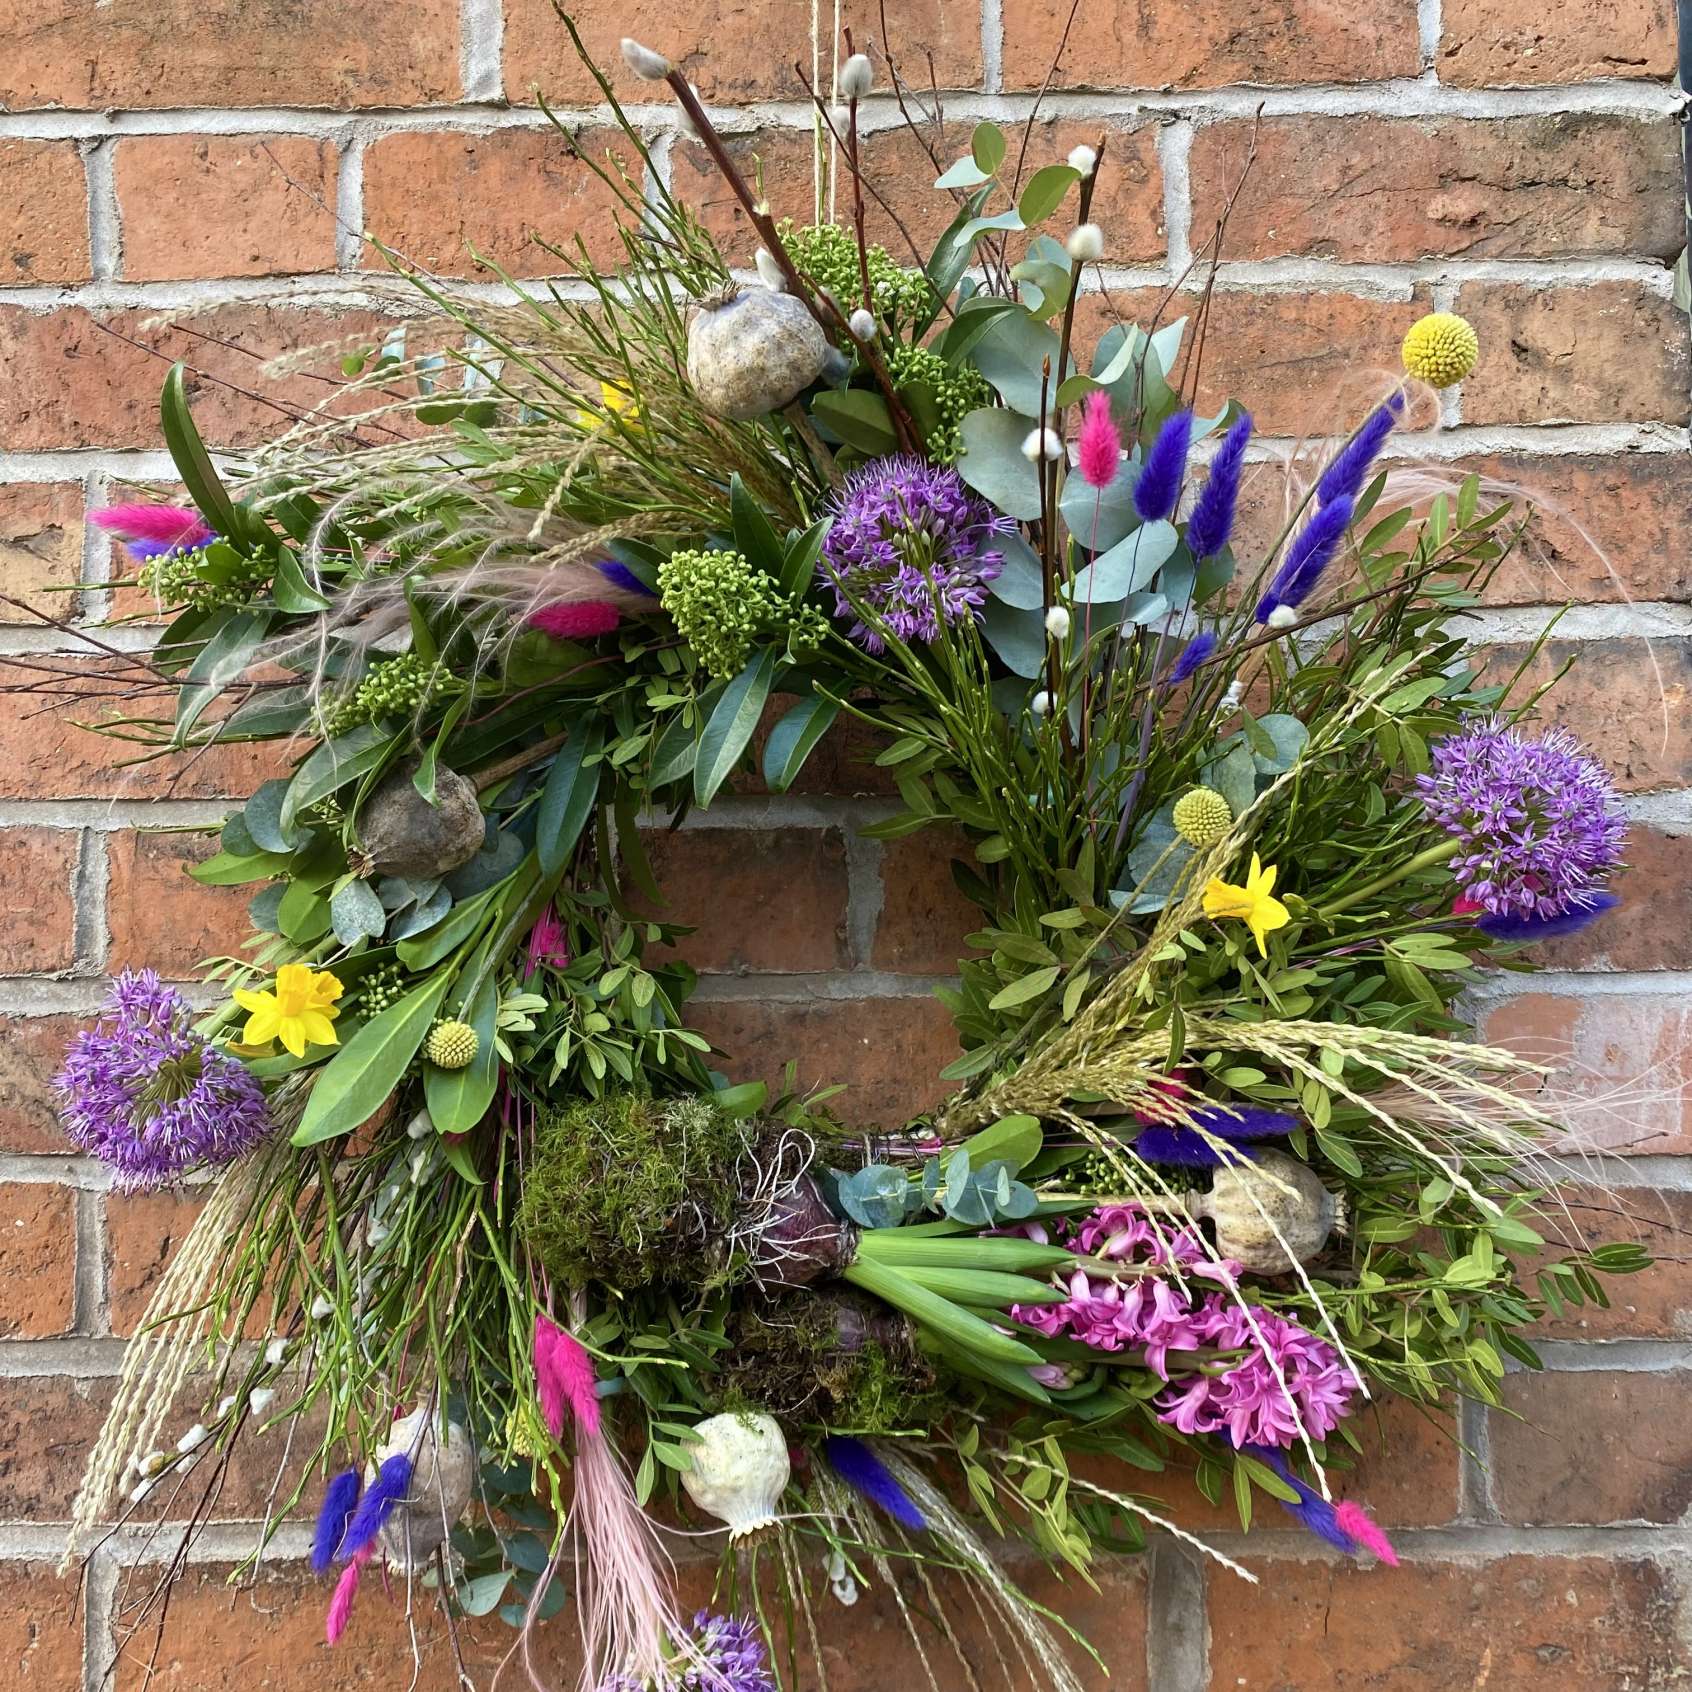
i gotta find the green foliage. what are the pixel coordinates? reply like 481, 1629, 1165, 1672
780, 220, 934, 324
657, 547, 786, 680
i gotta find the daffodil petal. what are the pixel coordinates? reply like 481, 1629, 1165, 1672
297, 1012, 339, 1049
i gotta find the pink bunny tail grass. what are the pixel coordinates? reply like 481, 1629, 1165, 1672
528, 601, 621, 641
325, 1543, 375, 1644
89, 503, 214, 547
534, 1313, 601, 1439
513, 1431, 687, 1692
1076, 390, 1122, 491
1333, 1501, 1399, 1566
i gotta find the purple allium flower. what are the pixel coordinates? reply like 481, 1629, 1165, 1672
1417, 719, 1627, 926
1132, 1105, 1297, 1169
55, 970, 274, 1190
1184, 412, 1253, 560
821, 456, 1010, 653
1314, 393, 1403, 509
674, 1613, 777, 1692
1134, 409, 1193, 523
1165, 629, 1217, 687
1256, 494, 1354, 622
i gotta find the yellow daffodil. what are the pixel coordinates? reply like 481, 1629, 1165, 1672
574, 381, 640, 431
1202, 855, 1290, 957
233, 964, 344, 1059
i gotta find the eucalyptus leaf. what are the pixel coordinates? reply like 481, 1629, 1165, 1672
957, 409, 1042, 520
1119, 807, 1195, 914
1069, 520, 1177, 603
1016, 164, 1080, 226
330, 878, 387, 946
979, 597, 1048, 678
1059, 459, 1140, 553
987, 533, 1045, 609
244, 778, 304, 853
1249, 713, 1309, 774
1204, 739, 1258, 814
971, 311, 1067, 417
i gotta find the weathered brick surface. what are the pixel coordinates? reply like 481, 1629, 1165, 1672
0, 1016, 81, 1156
0, 141, 91, 286
0, 1182, 77, 1338
0, 1375, 113, 1520
1439, 0, 1677, 86
1209, 1554, 1688, 1688
0, 1560, 83, 1686
1, 0, 463, 110
105, 830, 252, 978
872, 827, 984, 974
1189, 114, 1683, 262
114, 137, 339, 281
1002, 0, 1419, 88
0, 830, 80, 973
0, 482, 86, 622
1492, 1369, 1692, 1524
361, 127, 642, 276
1529, 1186, 1692, 1339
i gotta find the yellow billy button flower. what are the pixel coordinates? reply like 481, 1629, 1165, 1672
1401, 312, 1479, 388
425, 1019, 479, 1071
233, 964, 343, 1059
1202, 855, 1291, 957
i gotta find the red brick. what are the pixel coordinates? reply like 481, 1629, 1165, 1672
1440, 0, 1676, 85
679, 117, 1164, 270
105, 1186, 207, 1339
503, 0, 982, 105
1189, 115, 1682, 263
0, 1373, 112, 1519
1, 0, 462, 111
1003, 0, 1417, 89
690, 991, 960, 1124
1478, 992, 1692, 1156
1479, 637, 1692, 792
0, 304, 407, 453
0, 482, 85, 622
635, 826, 851, 973
114, 137, 338, 281
1209, 1554, 1686, 1689
1493, 1369, 1692, 1524
1074, 289, 1426, 439
1457, 282, 1691, 427
361, 127, 640, 278
1469, 452, 1692, 606
1526, 829, 1692, 972
0, 1561, 83, 1687
0, 1181, 77, 1338
872, 827, 982, 974
1529, 1186, 1692, 1340
0, 669, 291, 801
105, 830, 251, 978
0, 1016, 80, 1156
0, 830, 79, 972
0, 139, 89, 284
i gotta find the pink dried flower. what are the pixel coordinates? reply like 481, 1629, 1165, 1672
529, 600, 622, 640
1076, 391, 1121, 491
89, 503, 214, 548
1333, 1499, 1399, 1565
524, 905, 571, 979
534, 1311, 601, 1439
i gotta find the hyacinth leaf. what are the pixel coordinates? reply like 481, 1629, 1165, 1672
900, 1266, 1064, 1306
763, 693, 840, 793
958, 408, 1043, 520
810, 389, 898, 455
1070, 520, 1177, 603
424, 968, 499, 1140
293, 973, 452, 1145
537, 718, 603, 877
1058, 457, 1140, 553
1018, 165, 1081, 226
972, 310, 1070, 416
987, 534, 1045, 609
853, 1232, 1072, 1273
841, 1259, 1042, 1364
696, 647, 777, 805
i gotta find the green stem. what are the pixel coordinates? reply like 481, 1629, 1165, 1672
1319, 837, 1461, 918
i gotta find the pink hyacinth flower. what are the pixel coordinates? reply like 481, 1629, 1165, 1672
528, 600, 621, 641
1076, 391, 1122, 491
524, 905, 571, 979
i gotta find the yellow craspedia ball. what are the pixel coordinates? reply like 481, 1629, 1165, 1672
425, 1019, 479, 1070
1401, 312, 1479, 388
1172, 787, 1233, 848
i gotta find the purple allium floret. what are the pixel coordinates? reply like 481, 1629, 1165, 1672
54, 969, 274, 1190
821, 456, 1011, 653
1417, 718, 1627, 926
674, 1613, 777, 1692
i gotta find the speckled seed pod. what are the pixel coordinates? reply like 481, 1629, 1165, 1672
352, 762, 485, 881
1189, 1147, 1341, 1274
680, 1411, 790, 1540
371, 1406, 476, 1570
686, 288, 829, 420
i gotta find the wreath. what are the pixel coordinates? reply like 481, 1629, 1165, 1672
28, 24, 1648, 1692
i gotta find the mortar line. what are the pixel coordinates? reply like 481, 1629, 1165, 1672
979, 0, 1004, 95
1157, 117, 1194, 276
460, 0, 506, 105
1145, 1540, 1208, 1692
73, 1187, 108, 1337
83, 1551, 118, 1692
1456, 1391, 1497, 1521
81, 138, 121, 284
842, 829, 887, 969
72, 829, 109, 975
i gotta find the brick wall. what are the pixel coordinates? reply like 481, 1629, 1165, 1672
2, 1, 1690, 1686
